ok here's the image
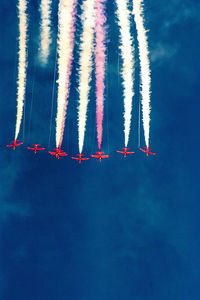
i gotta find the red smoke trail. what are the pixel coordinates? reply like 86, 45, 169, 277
95, 0, 106, 150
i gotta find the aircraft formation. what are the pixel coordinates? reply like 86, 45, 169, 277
8, 0, 156, 160
6, 140, 156, 163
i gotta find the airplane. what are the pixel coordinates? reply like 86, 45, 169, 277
71, 154, 90, 164
27, 144, 45, 154
116, 147, 135, 157
6, 140, 24, 150
91, 151, 109, 162
48, 148, 68, 159
139, 146, 156, 156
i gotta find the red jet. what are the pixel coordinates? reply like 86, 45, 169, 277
48, 148, 68, 159
27, 144, 45, 154
6, 140, 24, 150
139, 147, 156, 156
91, 151, 109, 162
71, 154, 90, 164
116, 147, 135, 157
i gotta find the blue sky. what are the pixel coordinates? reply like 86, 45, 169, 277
0, 0, 199, 299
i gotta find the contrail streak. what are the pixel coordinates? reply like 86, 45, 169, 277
132, 0, 151, 148
15, 0, 28, 140
78, 0, 95, 154
115, 0, 134, 147
95, 0, 106, 151
55, 0, 77, 148
39, 0, 52, 65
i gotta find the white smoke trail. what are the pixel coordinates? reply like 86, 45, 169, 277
132, 0, 151, 148
15, 0, 28, 140
56, 0, 77, 148
39, 0, 52, 64
78, 0, 95, 154
115, 0, 134, 147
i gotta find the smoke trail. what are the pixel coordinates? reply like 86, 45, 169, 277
39, 0, 52, 64
115, 0, 134, 147
95, 0, 106, 151
78, 0, 95, 154
132, 0, 151, 148
55, 0, 77, 148
15, 0, 28, 140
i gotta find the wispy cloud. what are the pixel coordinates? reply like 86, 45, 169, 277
149, 0, 200, 66
150, 42, 180, 64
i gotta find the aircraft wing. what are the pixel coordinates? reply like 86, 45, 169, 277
6, 145, 13, 147
59, 152, 68, 156
91, 155, 98, 158
127, 151, 135, 154
149, 152, 156, 155
82, 158, 90, 161
102, 155, 109, 158
38, 148, 45, 150
139, 148, 146, 152
27, 147, 35, 150
49, 151, 56, 156
116, 151, 124, 154
16, 142, 24, 146
71, 157, 79, 160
